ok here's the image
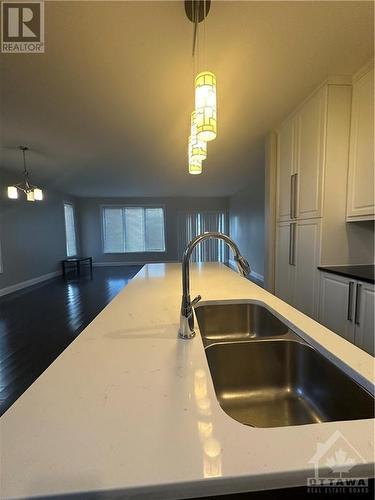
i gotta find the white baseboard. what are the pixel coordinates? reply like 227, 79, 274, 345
93, 260, 177, 267
228, 259, 264, 284
0, 270, 61, 297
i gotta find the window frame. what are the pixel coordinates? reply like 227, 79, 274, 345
63, 202, 78, 258
0, 232, 3, 274
101, 204, 167, 254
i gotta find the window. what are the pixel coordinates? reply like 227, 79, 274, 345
178, 210, 228, 262
102, 206, 165, 253
0, 235, 2, 274
64, 203, 77, 257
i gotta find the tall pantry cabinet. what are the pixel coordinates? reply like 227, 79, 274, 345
275, 79, 353, 319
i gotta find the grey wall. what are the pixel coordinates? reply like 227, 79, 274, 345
0, 168, 78, 289
77, 196, 229, 264
229, 167, 265, 281
346, 221, 375, 264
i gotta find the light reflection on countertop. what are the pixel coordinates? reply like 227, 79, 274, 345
194, 368, 222, 478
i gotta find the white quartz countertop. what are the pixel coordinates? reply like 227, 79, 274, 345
1, 263, 374, 499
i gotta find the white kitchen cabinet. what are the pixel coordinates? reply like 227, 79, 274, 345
293, 219, 321, 319
272, 79, 354, 317
275, 222, 295, 305
318, 272, 374, 356
295, 87, 326, 220
347, 63, 375, 221
319, 272, 355, 343
276, 86, 327, 223
275, 219, 321, 318
276, 117, 296, 222
354, 281, 374, 356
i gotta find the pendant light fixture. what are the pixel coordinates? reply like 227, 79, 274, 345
185, 0, 216, 175
7, 146, 44, 202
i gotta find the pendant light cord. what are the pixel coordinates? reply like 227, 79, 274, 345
21, 147, 30, 188
192, 0, 198, 57
192, 1, 208, 70
196, 0, 200, 73
203, 0, 207, 70
22, 148, 27, 174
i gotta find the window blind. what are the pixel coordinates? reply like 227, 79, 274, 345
102, 207, 165, 253
178, 210, 228, 262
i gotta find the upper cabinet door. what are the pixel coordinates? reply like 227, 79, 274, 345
295, 87, 326, 220
276, 117, 295, 222
354, 281, 374, 356
347, 64, 375, 221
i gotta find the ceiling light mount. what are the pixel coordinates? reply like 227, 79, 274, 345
184, 0, 211, 23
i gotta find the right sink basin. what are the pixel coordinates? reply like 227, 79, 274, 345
205, 340, 374, 428
195, 301, 374, 428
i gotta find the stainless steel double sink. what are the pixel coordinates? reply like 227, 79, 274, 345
194, 302, 374, 428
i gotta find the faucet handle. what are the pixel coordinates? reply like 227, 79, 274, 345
235, 256, 251, 277
191, 295, 202, 307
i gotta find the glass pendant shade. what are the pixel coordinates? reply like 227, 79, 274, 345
33, 188, 43, 201
189, 157, 202, 175
195, 71, 217, 142
190, 111, 207, 161
7, 186, 18, 199
26, 191, 35, 202
188, 133, 203, 175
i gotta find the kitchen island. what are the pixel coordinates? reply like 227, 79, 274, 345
1, 263, 374, 499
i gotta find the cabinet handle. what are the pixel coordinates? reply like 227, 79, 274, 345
290, 174, 298, 219
289, 222, 296, 266
293, 173, 298, 219
354, 283, 362, 325
347, 281, 354, 321
289, 175, 294, 219
288, 223, 293, 265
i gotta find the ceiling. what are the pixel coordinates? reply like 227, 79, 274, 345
0, 0, 374, 197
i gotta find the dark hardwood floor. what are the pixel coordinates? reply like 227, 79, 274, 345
0, 265, 142, 415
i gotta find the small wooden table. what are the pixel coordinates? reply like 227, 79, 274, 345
62, 257, 93, 277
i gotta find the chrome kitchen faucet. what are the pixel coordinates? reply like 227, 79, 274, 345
179, 232, 250, 339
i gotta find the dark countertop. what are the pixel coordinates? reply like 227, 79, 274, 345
318, 264, 375, 284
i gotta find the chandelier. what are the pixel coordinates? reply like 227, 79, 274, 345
7, 146, 43, 201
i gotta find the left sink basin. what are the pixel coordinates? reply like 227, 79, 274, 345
195, 302, 289, 344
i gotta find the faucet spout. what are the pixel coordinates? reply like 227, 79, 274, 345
178, 232, 250, 339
